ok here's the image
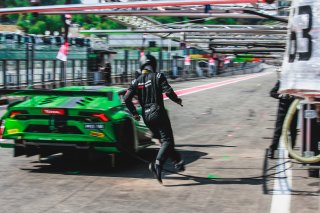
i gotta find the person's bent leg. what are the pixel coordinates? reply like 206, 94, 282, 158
145, 120, 167, 184
156, 118, 184, 171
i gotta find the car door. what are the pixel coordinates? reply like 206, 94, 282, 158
118, 91, 152, 142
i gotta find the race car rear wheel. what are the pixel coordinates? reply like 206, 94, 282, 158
113, 118, 135, 154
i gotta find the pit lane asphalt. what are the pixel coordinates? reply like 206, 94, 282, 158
0, 69, 319, 213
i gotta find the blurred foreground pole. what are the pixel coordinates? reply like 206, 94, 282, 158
59, 0, 72, 87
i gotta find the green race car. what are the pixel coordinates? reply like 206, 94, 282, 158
0, 86, 154, 158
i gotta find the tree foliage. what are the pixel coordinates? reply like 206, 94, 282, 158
1, 1, 260, 35
1, 0, 126, 34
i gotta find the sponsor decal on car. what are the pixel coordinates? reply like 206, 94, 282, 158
7, 129, 18, 134
90, 131, 105, 138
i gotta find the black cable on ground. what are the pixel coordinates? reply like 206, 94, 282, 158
241, 9, 288, 23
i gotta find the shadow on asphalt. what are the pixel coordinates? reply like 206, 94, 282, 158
163, 149, 319, 196
19, 148, 319, 195
20, 148, 207, 179
175, 144, 236, 148
164, 150, 294, 193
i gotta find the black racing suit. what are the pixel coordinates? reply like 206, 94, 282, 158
270, 80, 298, 150
124, 72, 182, 166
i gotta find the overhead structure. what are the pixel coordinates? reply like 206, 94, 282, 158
206, 47, 285, 53
81, 28, 287, 34
0, 0, 288, 55
41, 10, 288, 20
73, 1, 287, 54
0, 1, 275, 14
81, 26, 288, 53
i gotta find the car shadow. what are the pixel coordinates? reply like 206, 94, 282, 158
175, 144, 236, 148
20, 148, 319, 195
20, 148, 207, 179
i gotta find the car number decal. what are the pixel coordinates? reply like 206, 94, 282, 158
85, 124, 105, 129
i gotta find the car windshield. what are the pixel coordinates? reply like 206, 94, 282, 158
100, 91, 113, 101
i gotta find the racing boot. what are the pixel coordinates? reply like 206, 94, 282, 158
149, 162, 163, 184
174, 160, 185, 172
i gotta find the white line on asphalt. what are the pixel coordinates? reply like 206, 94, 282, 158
164, 72, 272, 99
163, 71, 293, 212
270, 138, 292, 213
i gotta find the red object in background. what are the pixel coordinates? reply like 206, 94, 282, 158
224, 58, 231, 63
209, 58, 215, 65
1, 1, 268, 15
184, 56, 191, 65
0, 120, 5, 139
56, 42, 69, 62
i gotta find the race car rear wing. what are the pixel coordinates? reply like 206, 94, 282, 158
0, 89, 113, 99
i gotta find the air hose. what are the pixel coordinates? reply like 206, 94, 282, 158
282, 99, 320, 163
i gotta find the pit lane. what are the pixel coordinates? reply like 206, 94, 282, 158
0, 69, 319, 213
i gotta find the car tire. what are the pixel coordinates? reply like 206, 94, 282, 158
113, 118, 135, 154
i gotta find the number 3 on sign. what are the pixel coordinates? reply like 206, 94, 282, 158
288, 5, 313, 63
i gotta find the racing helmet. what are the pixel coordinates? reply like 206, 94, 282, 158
140, 54, 157, 73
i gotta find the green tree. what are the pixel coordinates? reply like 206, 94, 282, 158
29, 21, 47, 34
0, 0, 28, 22
45, 15, 64, 33
0, 0, 28, 7
98, 19, 126, 30
41, 0, 66, 5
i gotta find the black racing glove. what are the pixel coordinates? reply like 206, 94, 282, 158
176, 98, 183, 107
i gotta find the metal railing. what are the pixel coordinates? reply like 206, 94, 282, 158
0, 56, 263, 89
0, 59, 88, 88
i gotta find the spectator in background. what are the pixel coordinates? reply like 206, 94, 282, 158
242, 61, 247, 69
208, 58, 216, 77
104, 62, 112, 85
268, 80, 298, 159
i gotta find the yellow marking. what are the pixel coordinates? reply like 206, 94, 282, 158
90, 131, 105, 138
7, 129, 18, 134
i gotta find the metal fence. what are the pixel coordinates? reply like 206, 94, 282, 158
0, 59, 88, 88
0, 44, 264, 88
0, 58, 263, 89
